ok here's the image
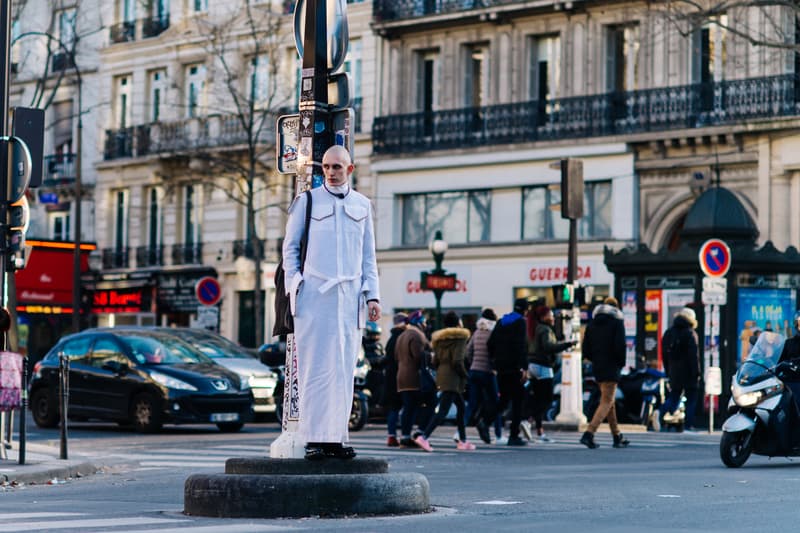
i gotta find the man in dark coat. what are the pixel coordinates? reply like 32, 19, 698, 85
383, 312, 407, 447
487, 298, 529, 446
660, 307, 701, 430
779, 312, 800, 363
580, 297, 628, 449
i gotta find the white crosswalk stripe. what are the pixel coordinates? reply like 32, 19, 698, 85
0, 512, 294, 532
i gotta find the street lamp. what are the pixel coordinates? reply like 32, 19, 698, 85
428, 230, 448, 330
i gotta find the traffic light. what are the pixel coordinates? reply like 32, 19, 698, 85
560, 158, 584, 219
552, 283, 574, 308
7, 196, 29, 271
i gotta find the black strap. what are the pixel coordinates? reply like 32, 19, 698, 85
299, 190, 312, 274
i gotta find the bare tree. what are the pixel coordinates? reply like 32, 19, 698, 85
180, 3, 295, 346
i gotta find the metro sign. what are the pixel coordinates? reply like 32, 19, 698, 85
421, 272, 457, 291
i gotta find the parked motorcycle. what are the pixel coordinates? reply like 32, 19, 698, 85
616, 367, 670, 431
258, 342, 371, 431
720, 331, 800, 467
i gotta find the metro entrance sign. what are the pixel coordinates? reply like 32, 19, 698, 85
421, 272, 457, 291
698, 238, 731, 278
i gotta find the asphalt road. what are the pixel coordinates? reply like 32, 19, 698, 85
2, 417, 800, 532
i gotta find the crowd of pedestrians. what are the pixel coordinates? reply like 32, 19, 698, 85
377, 294, 702, 452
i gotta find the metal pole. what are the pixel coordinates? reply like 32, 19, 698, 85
0, 0, 12, 321
567, 218, 577, 285
59, 353, 68, 459
71, 72, 82, 332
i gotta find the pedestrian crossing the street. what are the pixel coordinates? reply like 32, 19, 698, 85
0, 511, 293, 532
105, 430, 717, 471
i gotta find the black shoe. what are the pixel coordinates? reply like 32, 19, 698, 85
304, 446, 326, 460
476, 420, 491, 444
613, 433, 630, 448
326, 445, 357, 459
507, 436, 527, 446
399, 438, 417, 448
580, 431, 599, 449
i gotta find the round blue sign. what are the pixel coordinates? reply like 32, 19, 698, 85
699, 239, 731, 278
195, 276, 222, 306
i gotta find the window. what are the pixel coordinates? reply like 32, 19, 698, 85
88, 338, 125, 369
401, 190, 491, 246
114, 75, 132, 128
416, 50, 439, 113
120, 0, 136, 22
522, 181, 612, 240
250, 55, 271, 107
691, 15, 727, 85
529, 35, 560, 104
191, 0, 208, 13
185, 64, 206, 118
344, 39, 362, 129
465, 44, 489, 108
58, 8, 77, 49
183, 184, 202, 245
113, 189, 129, 254
606, 24, 639, 93
148, 69, 166, 122
59, 336, 92, 362
147, 188, 161, 249
50, 212, 71, 241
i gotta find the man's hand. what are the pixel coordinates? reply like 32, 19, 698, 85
368, 300, 382, 322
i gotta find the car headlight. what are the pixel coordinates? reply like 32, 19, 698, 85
150, 371, 198, 391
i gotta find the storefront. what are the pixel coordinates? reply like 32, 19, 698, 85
14, 240, 96, 365
604, 187, 800, 427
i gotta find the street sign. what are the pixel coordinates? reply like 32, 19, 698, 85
421, 272, 457, 291
276, 114, 299, 174
702, 290, 727, 305
702, 276, 727, 293
195, 276, 222, 306
698, 239, 731, 278
196, 305, 219, 329
0, 136, 32, 204
293, 0, 349, 72
705, 366, 722, 396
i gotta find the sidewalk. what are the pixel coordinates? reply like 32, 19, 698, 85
0, 441, 102, 486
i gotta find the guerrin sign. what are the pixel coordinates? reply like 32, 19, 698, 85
420, 272, 457, 291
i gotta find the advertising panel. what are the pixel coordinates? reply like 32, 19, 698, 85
737, 288, 796, 363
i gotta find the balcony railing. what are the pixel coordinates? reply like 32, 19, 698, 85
373, 0, 507, 22
109, 21, 135, 44
136, 245, 164, 267
172, 243, 203, 265
233, 239, 266, 261
43, 153, 76, 185
102, 247, 130, 269
141, 15, 170, 38
373, 74, 800, 155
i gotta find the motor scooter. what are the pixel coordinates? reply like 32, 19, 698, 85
720, 331, 800, 467
616, 366, 673, 431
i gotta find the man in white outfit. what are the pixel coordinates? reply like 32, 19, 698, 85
282, 145, 382, 460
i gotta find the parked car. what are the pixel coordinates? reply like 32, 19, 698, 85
29, 328, 254, 433
162, 328, 278, 417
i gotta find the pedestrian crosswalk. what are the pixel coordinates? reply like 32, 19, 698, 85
0, 511, 294, 532
102, 430, 717, 471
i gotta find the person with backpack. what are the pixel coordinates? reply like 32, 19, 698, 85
660, 307, 701, 431
383, 312, 408, 447
487, 298, 530, 446
579, 297, 628, 449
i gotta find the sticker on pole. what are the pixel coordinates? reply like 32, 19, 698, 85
195, 276, 222, 306
698, 239, 731, 278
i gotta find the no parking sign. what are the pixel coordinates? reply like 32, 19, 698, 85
195, 276, 222, 306
698, 239, 731, 278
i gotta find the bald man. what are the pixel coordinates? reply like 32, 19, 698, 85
282, 145, 382, 460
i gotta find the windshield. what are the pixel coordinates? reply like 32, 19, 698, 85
177, 332, 253, 360
737, 332, 786, 385
123, 334, 215, 365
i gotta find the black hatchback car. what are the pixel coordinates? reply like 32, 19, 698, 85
29, 328, 254, 433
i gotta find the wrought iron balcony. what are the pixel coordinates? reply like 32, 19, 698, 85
172, 243, 203, 265
43, 154, 76, 185
103, 126, 151, 160
233, 239, 265, 260
141, 15, 170, 38
136, 245, 164, 267
109, 21, 135, 44
373, 0, 513, 22
102, 247, 130, 269
373, 74, 800, 155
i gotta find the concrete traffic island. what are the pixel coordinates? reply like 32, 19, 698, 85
184, 458, 431, 518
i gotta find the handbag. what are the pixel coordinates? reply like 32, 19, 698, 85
418, 352, 436, 394
272, 190, 312, 337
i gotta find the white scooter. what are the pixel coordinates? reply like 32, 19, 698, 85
720, 332, 800, 467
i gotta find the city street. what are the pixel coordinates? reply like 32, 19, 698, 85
2, 415, 800, 531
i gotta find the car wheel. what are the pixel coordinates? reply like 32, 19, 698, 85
217, 422, 244, 433
131, 393, 163, 433
30, 388, 59, 428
